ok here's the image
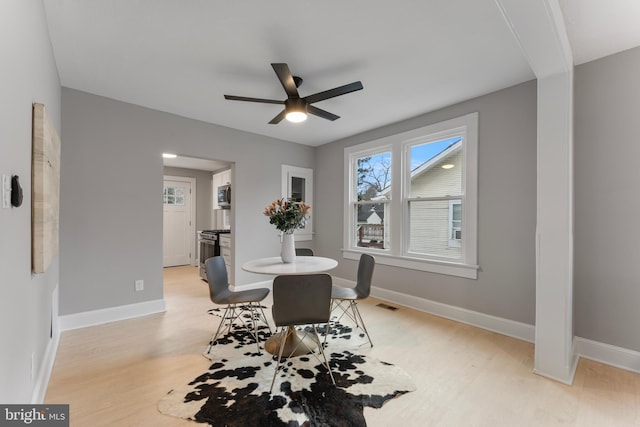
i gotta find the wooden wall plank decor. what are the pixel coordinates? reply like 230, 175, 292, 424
32, 103, 61, 274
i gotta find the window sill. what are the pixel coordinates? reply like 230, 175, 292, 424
342, 249, 478, 279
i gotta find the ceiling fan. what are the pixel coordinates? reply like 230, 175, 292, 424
224, 63, 363, 124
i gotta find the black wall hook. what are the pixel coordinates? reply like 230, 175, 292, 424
11, 175, 23, 207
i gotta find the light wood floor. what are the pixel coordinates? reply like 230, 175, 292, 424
46, 266, 640, 426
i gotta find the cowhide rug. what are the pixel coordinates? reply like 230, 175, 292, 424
158, 319, 415, 426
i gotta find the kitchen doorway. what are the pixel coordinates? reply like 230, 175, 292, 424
162, 154, 233, 275
163, 176, 196, 267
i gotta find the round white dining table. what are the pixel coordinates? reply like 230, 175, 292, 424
242, 255, 338, 356
242, 256, 338, 275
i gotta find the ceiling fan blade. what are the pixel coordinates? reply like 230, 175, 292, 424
224, 95, 283, 105
308, 105, 340, 121
268, 109, 287, 124
271, 63, 300, 98
304, 81, 363, 104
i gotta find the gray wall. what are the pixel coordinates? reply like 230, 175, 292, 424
574, 46, 640, 352
0, 0, 61, 402
315, 81, 538, 325
60, 88, 315, 315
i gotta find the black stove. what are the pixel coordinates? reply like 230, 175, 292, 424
199, 229, 231, 280
200, 229, 231, 241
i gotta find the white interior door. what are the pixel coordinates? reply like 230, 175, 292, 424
163, 177, 195, 267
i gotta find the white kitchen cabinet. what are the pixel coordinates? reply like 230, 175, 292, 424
212, 169, 232, 210
219, 234, 233, 284
212, 174, 221, 210
219, 169, 231, 185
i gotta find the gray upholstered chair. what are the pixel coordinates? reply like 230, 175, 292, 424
270, 273, 335, 393
205, 256, 271, 353
330, 253, 375, 347
295, 248, 314, 256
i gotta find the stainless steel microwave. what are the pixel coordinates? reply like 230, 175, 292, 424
217, 184, 231, 209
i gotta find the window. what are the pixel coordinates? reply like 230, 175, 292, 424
448, 200, 462, 248
408, 136, 462, 258
353, 150, 391, 249
163, 186, 185, 205
282, 165, 313, 241
344, 113, 478, 279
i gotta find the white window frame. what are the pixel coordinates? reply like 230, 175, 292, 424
343, 112, 478, 279
349, 146, 393, 251
448, 199, 462, 248
281, 164, 313, 241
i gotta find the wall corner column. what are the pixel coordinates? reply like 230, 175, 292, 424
534, 70, 577, 384
495, 0, 576, 384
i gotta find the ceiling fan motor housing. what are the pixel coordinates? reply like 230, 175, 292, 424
285, 97, 307, 114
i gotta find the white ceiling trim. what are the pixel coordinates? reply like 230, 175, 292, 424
494, 0, 573, 77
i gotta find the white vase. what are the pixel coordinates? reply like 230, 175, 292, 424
281, 232, 296, 263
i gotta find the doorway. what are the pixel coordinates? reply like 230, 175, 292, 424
163, 176, 196, 267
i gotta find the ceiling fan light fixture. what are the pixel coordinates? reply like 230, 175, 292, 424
286, 111, 307, 123
285, 98, 308, 123
224, 63, 363, 124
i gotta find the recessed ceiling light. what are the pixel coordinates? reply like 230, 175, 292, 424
162, 153, 177, 159
441, 164, 455, 169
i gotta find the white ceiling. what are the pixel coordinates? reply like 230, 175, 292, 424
559, 0, 640, 65
43, 1, 640, 148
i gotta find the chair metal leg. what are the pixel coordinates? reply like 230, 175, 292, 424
320, 320, 331, 348
245, 302, 273, 353
322, 316, 333, 347
270, 327, 288, 393
270, 324, 335, 393
248, 302, 270, 352
312, 325, 335, 385
207, 305, 233, 354
329, 298, 373, 347
247, 304, 259, 352
349, 301, 373, 347
256, 304, 272, 334
207, 302, 271, 355
332, 299, 350, 324
325, 299, 352, 348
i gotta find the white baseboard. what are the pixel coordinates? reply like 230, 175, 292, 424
59, 299, 166, 331
370, 285, 536, 343
532, 351, 579, 385
31, 285, 61, 404
237, 277, 535, 342
32, 327, 59, 403
574, 337, 640, 374
231, 278, 640, 377
372, 286, 640, 377
331, 276, 355, 287
232, 280, 273, 291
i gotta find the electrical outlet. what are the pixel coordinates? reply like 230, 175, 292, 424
134, 279, 144, 291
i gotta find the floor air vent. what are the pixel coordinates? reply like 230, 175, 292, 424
376, 303, 399, 311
